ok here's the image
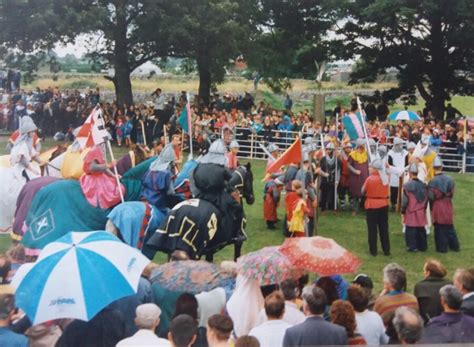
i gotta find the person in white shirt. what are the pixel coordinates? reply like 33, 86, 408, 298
347, 285, 388, 345
257, 279, 305, 326
250, 291, 292, 347
207, 314, 234, 347
117, 303, 171, 346
153, 88, 165, 111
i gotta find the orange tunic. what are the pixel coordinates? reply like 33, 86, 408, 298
363, 172, 389, 210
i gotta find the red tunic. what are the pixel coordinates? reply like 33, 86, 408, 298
363, 172, 389, 210
285, 191, 300, 222
263, 184, 279, 222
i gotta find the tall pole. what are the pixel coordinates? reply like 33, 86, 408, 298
186, 92, 193, 159
463, 119, 467, 174
334, 113, 339, 211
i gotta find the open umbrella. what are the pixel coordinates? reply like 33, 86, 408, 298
237, 246, 304, 285
388, 110, 421, 122
150, 260, 235, 294
11, 231, 150, 325
279, 236, 362, 276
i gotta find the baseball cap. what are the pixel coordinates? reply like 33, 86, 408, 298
352, 274, 374, 289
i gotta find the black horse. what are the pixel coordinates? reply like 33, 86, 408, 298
147, 163, 254, 261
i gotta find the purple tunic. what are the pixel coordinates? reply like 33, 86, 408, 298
116, 153, 133, 176
12, 176, 60, 237
428, 173, 454, 225
349, 158, 369, 198
402, 179, 428, 227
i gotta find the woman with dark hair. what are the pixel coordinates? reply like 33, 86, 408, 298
330, 300, 367, 345
173, 293, 208, 347
315, 277, 339, 320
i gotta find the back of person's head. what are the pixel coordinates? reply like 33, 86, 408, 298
0, 294, 14, 320
291, 180, 302, 191
264, 291, 285, 319
170, 250, 190, 262
169, 314, 197, 347
424, 259, 447, 278
393, 307, 423, 345
330, 300, 357, 337
207, 314, 233, 342
461, 268, 474, 293
383, 263, 407, 291
0, 256, 11, 284
347, 285, 369, 313
135, 303, 161, 330
280, 279, 299, 301
302, 285, 327, 315
316, 276, 339, 305
174, 293, 198, 320
440, 285, 463, 311
235, 335, 260, 347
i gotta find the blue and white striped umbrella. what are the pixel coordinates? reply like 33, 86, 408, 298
388, 110, 421, 122
11, 231, 150, 325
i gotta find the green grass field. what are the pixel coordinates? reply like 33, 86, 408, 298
1, 137, 473, 293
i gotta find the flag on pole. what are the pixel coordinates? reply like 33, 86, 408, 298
75, 107, 109, 149
178, 100, 192, 134
266, 137, 302, 174
342, 112, 365, 141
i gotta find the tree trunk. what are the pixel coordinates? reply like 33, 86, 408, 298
197, 60, 211, 106
112, 0, 133, 106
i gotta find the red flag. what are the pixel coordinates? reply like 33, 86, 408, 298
76, 108, 109, 149
266, 137, 302, 174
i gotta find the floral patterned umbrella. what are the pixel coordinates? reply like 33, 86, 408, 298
279, 236, 362, 276
237, 246, 304, 285
149, 260, 235, 294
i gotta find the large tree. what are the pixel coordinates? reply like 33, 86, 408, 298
334, 0, 474, 119
157, 0, 258, 105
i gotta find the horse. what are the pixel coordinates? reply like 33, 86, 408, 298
146, 162, 254, 261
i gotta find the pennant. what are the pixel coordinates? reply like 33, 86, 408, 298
178, 101, 192, 134
342, 112, 365, 141
266, 137, 302, 174
75, 107, 109, 149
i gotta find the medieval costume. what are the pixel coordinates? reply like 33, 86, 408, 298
348, 139, 369, 213
338, 142, 352, 209
263, 178, 284, 229
387, 137, 409, 209
428, 156, 460, 253
402, 163, 429, 252
295, 153, 317, 235
288, 195, 308, 237
80, 146, 125, 209
362, 159, 390, 256
141, 144, 177, 209
226, 140, 239, 170
265, 143, 279, 172
319, 143, 341, 211
420, 136, 437, 182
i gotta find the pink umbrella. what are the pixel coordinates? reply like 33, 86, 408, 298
279, 236, 362, 276
237, 246, 304, 285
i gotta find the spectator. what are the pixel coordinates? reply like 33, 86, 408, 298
414, 259, 451, 323
454, 268, 474, 317
278, 279, 306, 325
235, 335, 260, 347
250, 291, 291, 347
284, 94, 293, 111
282, 286, 347, 346
374, 263, 419, 326
347, 285, 388, 345
330, 300, 367, 345
168, 314, 198, 347
393, 307, 424, 345
421, 285, 474, 344
352, 274, 376, 310
117, 303, 171, 346
173, 293, 207, 347
445, 103, 462, 121
206, 314, 233, 347
0, 294, 28, 347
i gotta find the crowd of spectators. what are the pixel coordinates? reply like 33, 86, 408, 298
1, 86, 473, 171
1, 246, 474, 346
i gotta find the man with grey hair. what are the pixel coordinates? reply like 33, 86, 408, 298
393, 306, 424, 345
421, 285, 474, 343
283, 285, 347, 346
117, 303, 171, 346
374, 263, 419, 325
454, 268, 474, 317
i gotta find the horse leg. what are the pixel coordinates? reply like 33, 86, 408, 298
233, 241, 242, 261
205, 252, 214, 263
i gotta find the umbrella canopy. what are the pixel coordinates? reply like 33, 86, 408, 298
388, 110, 421, 122
12, 231, 150, 325
150, 260, 234, 294
279, 236, 362, 276
237, 246, 304, 285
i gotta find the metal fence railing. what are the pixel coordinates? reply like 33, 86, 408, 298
209, 127, 471, 174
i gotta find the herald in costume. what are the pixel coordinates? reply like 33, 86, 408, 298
387, 137, 409, 209
263, 178, 284, 229
428, 156, 460, 253
362, 159, 390, 256
402, 163, 429, 252
80, 146, 125, 209
337, 142, 352, 209
348, 139, 369, 214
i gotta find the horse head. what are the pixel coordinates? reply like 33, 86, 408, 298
231, 162, 254, 205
